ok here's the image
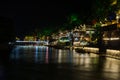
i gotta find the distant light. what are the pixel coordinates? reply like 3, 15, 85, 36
8, 42, 12, 44
86, 31, 95, 34
116, 15, 119, 19
103, 38, 119, 40
60, 32, 63, 34
101, 24, 107, 27
111, 0, 117, 6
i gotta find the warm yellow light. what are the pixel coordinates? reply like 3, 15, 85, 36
117, 23, 120, 27
111, 0, 117, 6
116, 15, 119, 19
112, 20, 117, 24
16, 37, 20, 40
107, 49, 120, 55
103, 37, 119, 40
101, 24, 107, 27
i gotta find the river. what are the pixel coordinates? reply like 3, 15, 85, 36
4, 45, 120, 80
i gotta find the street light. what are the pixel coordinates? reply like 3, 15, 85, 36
116, 10, 120, 23
116, 14, 119, 23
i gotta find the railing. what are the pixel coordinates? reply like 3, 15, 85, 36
15, 41, 49, 45
74, 46, 120, 59
106, 49, 120, 59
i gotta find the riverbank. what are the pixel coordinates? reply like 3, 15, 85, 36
47, 45, 73, 50
47, 45, 120, 60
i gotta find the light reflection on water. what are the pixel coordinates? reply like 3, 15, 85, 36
10, 45, 120, 73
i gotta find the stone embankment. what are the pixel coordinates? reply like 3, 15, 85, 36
74, 46, 120, 60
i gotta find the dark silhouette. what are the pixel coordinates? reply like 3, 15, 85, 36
0, 17, 15, 64
0, 17, 15, 80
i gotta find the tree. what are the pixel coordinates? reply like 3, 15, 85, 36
67, 13, 82, 30
92, 22, 106, 53
91, 0, 117, 22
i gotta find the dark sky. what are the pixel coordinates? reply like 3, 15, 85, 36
0, 0, 92, 36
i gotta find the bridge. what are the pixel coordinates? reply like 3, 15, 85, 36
15, 41, 49, 45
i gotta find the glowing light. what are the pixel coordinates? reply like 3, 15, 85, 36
106, 49, 120, 59
107, 49, 120, 54
84, 47, 99, 53
8, 42, 12, 44
101, 24, 108, 27
45, 47, 49, 64
111, 0, 117, 5
35, 46, 38, 63
70, 14, 78, 21
16, 40, 49, 45
103, 37, 119, 40
59, 37, 70, 43
58, 50, 62, 63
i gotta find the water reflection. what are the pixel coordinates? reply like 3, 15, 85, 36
9, 45, 120, 80
10, 45, 120, 73
45, 47, 48, 64
35, 46, 38, 63
58, 49, 73, 64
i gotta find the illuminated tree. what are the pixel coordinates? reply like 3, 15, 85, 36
66, 13, 82, 30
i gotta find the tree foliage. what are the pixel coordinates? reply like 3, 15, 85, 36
91, 0, 117, 21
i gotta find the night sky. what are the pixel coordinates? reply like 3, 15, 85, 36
0, 0, 93, 36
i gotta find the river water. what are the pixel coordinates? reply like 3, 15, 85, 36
5, 45, 120, 80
